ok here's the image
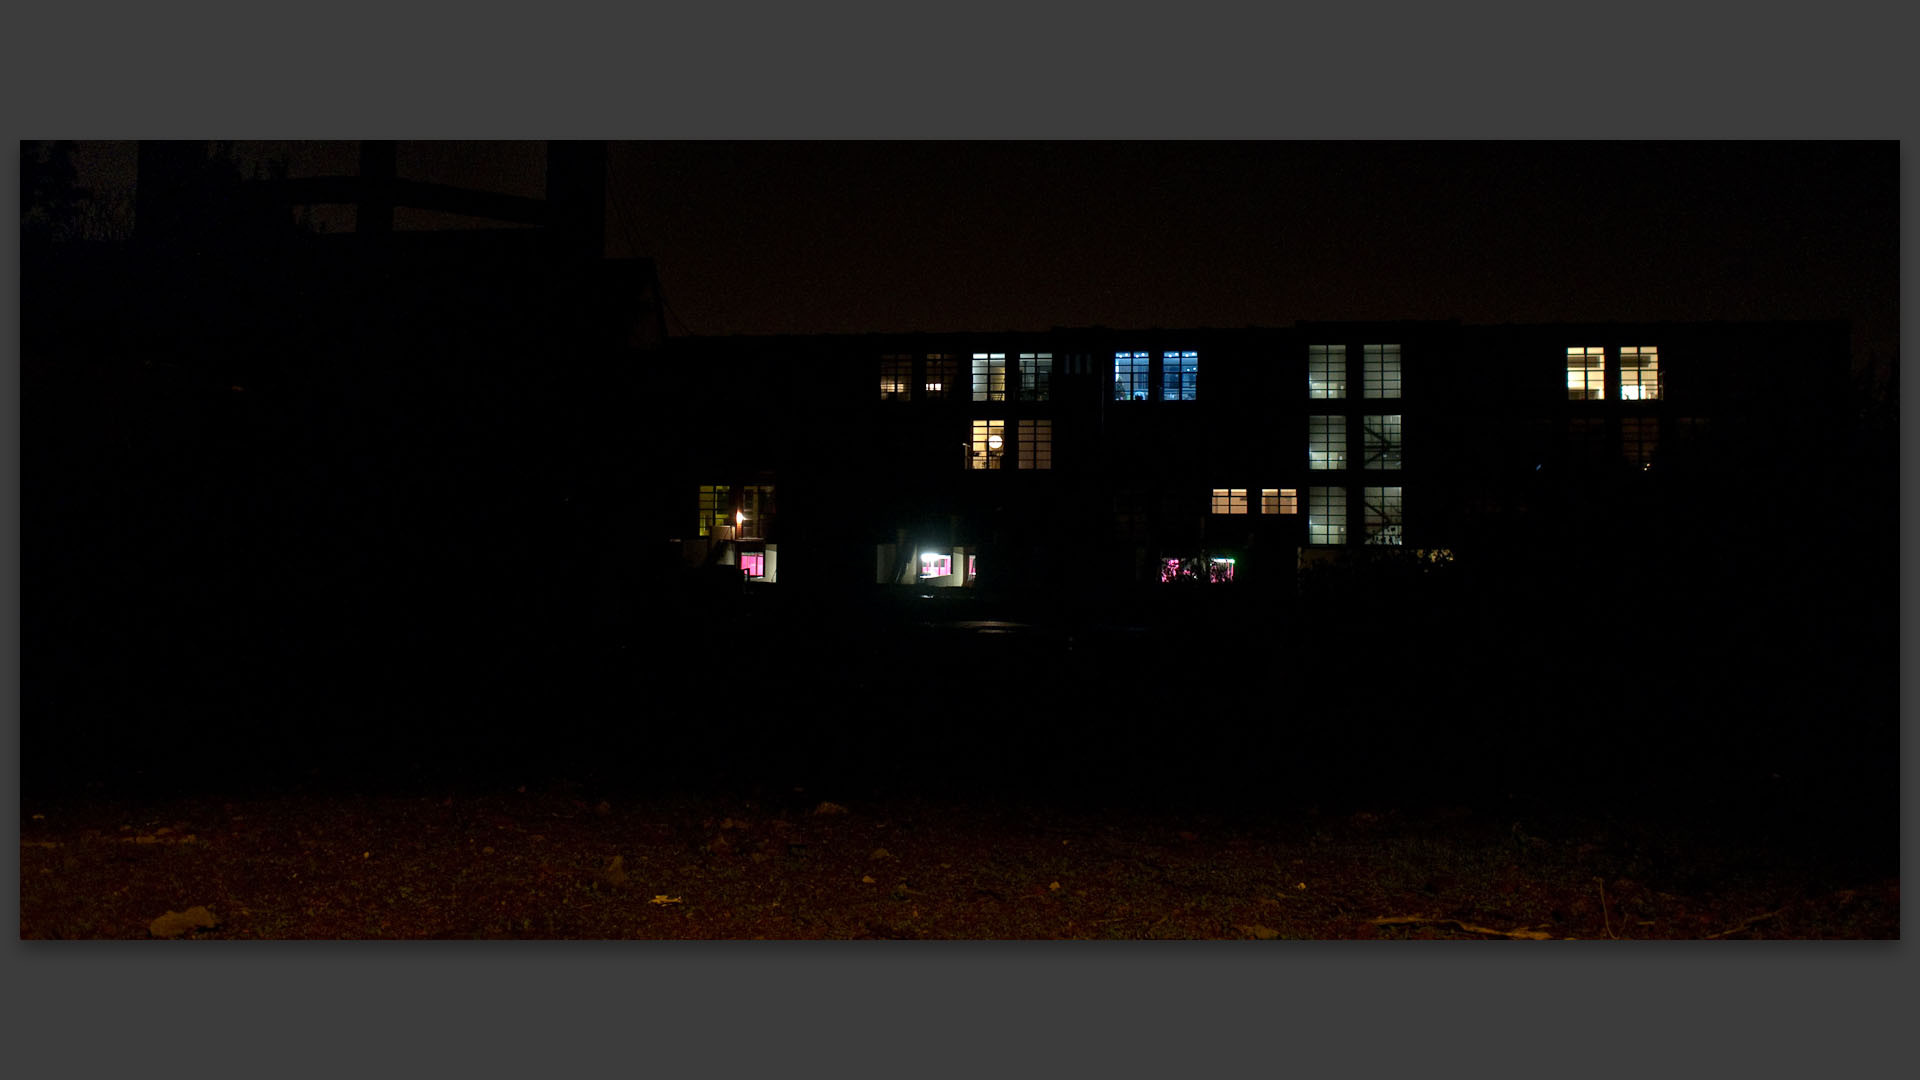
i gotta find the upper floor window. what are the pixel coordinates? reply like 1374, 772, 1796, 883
1567, 346, 1605, 400
1210, 488, 1249, 515
1363, 344, 1401, 399
925, 354, 956, 399
1114, 351, 1150, 401
1017, 419, 1052, 470
969, 419, 1006, 470
1364, 415, 1403, 470
1308, 345, 1347, 399
1261, 488, 1298, 515
972, 353, 1007, 402
696, 485, 731, 539
879, 355, 911, 401
1308, 486, 1348, 545
1018, 353, 1053, 402
738, 484, 774, 540
1163, 351, 1198, 401
1620, 346, 1661, 401
1309, 415, 1347, 470
1363, 486, 1403, 546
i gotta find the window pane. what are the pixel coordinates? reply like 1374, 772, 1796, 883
1210, 488, 1248, 515
969, 419, 1005, 470
1018, 419, 1052, 470
1364, 486, 1403, 545
1308, 486, 1347, 545
879, 355, 911, 401
1163, 350, 1198, 401
1114, 351, 1149, 401
972, 353, 1007, 402
925, 354, 955, 399
1309, 415, 1347, 470
1364, 344, 1401, 399
1567, 346, 1605, 401
1308, 345, 1346, 399
1262, 488, 1297, 515
1019, 353, 1053, 402
1620, 346, 1661, 401
1364, 414, 1402, 470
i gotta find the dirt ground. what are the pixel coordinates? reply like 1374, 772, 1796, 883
19, 781, 1899, 940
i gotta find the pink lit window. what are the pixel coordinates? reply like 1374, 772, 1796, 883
740, 553, 765, 578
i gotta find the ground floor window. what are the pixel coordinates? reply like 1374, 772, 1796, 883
1309, 486, 1348, 545
1161, 555, 1235, 584
740, 552, 766, 578
1363, 486, 1403, 545
1262, 488, 1297, 515
919, 552, 953, 579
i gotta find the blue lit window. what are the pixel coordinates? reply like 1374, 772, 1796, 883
1162, 351, 1198, 401
1114, 352, 1149, 402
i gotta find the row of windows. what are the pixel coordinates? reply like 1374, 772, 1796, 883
883, 353, 1056, 402
1568, 346, 1661, 401
1113, 350, 1199, 402
1308, 344, 1402, 400
1306, 486, 1403, 546
1210, 488, 1299, 515
695, 484, 775, 539
968, 419, 1052, 470
1308, 415, 1403, 471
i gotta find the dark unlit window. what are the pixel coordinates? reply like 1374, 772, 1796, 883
1018, 419, 1052, 470
925, 354, 956, 399
880, 355, 911, 401
1019, 353, 1053, 402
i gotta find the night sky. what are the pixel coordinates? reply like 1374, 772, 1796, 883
64, 140, 1897, 368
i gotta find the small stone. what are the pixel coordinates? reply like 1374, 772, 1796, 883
870, 848, 893, 860
812, 801, 849, 816
149, 906, 219, 939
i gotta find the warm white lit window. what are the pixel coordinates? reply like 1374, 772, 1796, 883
1163, 351, 1198, 401
972, 353, 1007, 402
1620, 346, 1661, 401
1211, 488, 1249, 515
1364, 486, 1403, 546
1308, 486, 1347, 545
1309, 415, 1347, 470
969, 419, 1006, 470
1308, 345, 1346, 399
1114, 351, 1150, 401
879, 355, 911, 401
1017, 419, 1052, 470
1622, 417, 1659, 467
1018, 353, 1052, 402
1261, 488, 1297, 515
925, 354, 956, 399
1364, 344, 1401, 399
696, 485, 730, 539
1567, 347, 1605, 400
1364, 415, 1402, 470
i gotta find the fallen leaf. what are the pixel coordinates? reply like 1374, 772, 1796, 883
871, 848, 893, 860
649, 895, 682, 906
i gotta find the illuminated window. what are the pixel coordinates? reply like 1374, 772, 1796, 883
972, 353, 1007, 402
969, 419, 1006, 470
1620, 346, 1661, 401
1018, 353, 1052, 402
919, 552, 953, 578
740, 552, 766, 578
1567, 347, 1605, 400
1309, 415, 1347, 470
1262, 488, 1297, 515
1208, 556, 1235, 584
1363, 486, 1403, 546
879, 355, 911, 401
1162, 351, 1198, 401
738, 484, 773, 540
696, 485, 730, 539
1211, 488, 1249, 515
1017, 419, 1052, 470
925, 354, 956, 399
1114, 351, 1150, 401
1363, 344, 1401, 399
1364, 415, 1402, 470
1308, 486, 1347, 545
1161, 556, 1233, 584
1308, 345, 1346, 399
1622, 417, 1659, 467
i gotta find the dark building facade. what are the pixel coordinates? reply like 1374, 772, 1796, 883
664, 320, 1852, 604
